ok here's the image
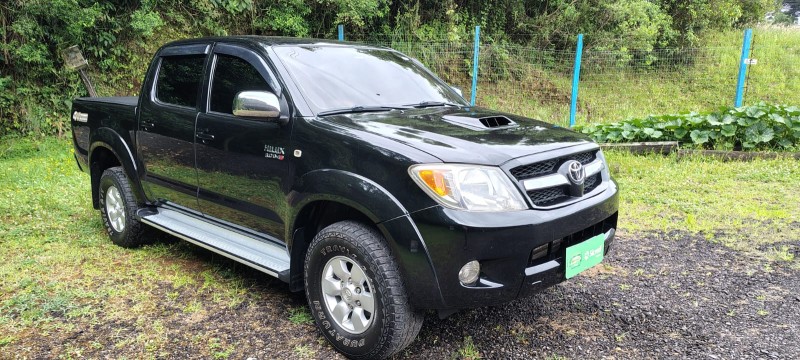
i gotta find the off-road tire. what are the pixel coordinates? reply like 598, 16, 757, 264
304, 220, 424, 359
98, 167, 156, 248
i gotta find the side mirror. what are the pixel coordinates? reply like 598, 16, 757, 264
451, 86, 464, 97
233, 91, 280, 119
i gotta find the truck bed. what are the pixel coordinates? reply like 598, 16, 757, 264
71, 96, 140, 171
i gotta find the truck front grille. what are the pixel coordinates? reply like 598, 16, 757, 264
527, 187, 569, 206
511, 149, 604, 209
510, 151, 596, 180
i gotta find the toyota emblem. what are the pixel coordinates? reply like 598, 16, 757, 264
566, 160, 585, 185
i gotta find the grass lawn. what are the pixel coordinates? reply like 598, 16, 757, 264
1, 135, 798, 357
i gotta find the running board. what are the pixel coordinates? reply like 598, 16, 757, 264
139, 208, 291, 282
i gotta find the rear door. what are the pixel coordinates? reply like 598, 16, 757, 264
195, 43, 292, 238
137, 44, 209, 209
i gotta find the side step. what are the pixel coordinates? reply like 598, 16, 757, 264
139, 207, 291, 282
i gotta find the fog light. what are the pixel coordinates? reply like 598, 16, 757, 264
458, 260, 480, 285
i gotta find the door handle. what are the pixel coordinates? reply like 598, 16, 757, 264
196, 132, 215, 140
196, 132, 215, 143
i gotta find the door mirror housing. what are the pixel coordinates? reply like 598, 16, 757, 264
233, 91, 281, 120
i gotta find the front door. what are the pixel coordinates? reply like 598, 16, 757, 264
138, 45, 209, 209
195, 44, 292, 239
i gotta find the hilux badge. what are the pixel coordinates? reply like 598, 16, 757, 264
566, 160, 585, 185
264, 145, 285, 160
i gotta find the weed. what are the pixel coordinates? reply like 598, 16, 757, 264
0, 337, 13, 347
293, 344, 316, 358
183, 301, 203, 314
766, 246, 795, 262
208, 338, 235, 359
757, 309, 769, 316
457, 336, 481, 360
289, 307, 314, 325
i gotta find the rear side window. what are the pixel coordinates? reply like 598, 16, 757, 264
156, 55, 206, 108
210, 54, 271, 114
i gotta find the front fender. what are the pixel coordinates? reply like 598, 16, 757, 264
288, 169, 446, 308
289, 169, 408, 225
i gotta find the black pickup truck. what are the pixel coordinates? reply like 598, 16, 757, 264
70, 36, 618, 359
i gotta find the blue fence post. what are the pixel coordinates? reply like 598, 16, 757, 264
470, 26, 481, 106
569, 34, 584, 127
338, 25, 344, 41
734, 28, 753, 107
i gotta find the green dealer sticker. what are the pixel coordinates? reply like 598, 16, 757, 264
565, 233, 605, 279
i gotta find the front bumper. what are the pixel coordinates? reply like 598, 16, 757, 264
398, 179, 618, 310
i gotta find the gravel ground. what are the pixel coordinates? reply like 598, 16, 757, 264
401, 231, 800, 359
5, 230, 798, 359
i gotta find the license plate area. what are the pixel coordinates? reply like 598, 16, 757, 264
565, 233, 605, 279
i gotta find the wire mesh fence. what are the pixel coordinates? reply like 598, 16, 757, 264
344, 29, 800, 126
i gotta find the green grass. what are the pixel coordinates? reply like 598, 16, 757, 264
605, 149, 800, 254
288, 307, 314, 325
1, 135, 798, 355
0, 136, 262, 357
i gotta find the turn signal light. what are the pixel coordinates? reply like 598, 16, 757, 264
418, 169, 449, 196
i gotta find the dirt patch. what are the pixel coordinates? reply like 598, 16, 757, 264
2, 230, 798, 359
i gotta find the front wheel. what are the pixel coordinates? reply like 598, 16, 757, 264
304, 221, 423, 359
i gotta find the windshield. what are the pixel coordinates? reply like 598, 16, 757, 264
273, 45, 467, 113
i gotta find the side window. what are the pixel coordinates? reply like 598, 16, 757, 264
156, 55, 206, 108
210, 54, 271, 114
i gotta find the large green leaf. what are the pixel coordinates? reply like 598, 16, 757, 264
745, 106, 767, 118
745, 122, 775, 144
706, 114, 723, 125
769, 113, 786, 124
720, 124, 737, 137
690, 129, 709, 144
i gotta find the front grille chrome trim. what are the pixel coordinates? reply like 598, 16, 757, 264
522, 159, 604, 192
523, 173, 569, 191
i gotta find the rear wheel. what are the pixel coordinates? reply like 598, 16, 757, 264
304, 221, 423, 359
98, 167, 156, 248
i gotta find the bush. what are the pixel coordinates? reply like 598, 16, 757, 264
576, 103, 800, 151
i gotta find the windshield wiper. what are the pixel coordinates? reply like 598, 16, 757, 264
317, 105, 409, 117
404, 101, 462, 108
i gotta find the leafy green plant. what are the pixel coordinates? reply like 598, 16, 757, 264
576, 103, 800, 151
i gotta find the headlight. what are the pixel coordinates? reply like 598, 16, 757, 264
408, 164, 527, 212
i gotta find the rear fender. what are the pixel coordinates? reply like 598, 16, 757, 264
89, 127, 147, 208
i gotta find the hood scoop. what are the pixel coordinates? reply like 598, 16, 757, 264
441, 114, 518, 130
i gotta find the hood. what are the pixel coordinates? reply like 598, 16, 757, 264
320, 107, 592, 165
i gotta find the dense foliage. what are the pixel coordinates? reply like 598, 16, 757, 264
0, 0, 779, 136
576, 103, 800, 151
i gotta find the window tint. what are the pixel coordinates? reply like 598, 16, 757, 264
156, 55, 206, 108
210, 54, 271, 114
